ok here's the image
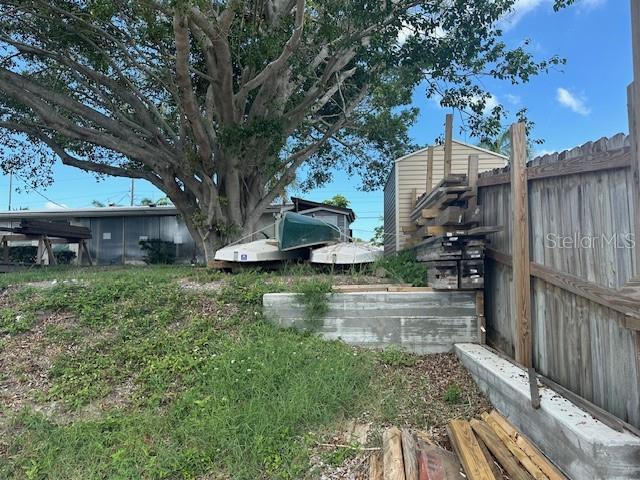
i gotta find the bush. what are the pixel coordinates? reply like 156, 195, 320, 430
54, 249, 76, 265
372, 250, 428, 286
139, 239, 176, 264
377, 345, 418, 367
8, 246, 38, 264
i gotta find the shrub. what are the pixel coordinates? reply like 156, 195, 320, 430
139, 239, 176, 264
54, 249, 76, 265
9, 246, 38, 264
372, 250, 427, 286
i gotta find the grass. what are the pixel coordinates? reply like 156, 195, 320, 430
0, 265, 487, 479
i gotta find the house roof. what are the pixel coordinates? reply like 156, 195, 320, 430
0, 203, 293, 220
394, 139, 508, 164
291, 197, 356, 223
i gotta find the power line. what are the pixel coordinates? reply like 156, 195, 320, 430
13, 174, 67, 209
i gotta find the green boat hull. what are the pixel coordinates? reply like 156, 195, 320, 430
277, 212, 341, 251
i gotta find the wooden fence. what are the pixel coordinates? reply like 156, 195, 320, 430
477, 133, 640, 428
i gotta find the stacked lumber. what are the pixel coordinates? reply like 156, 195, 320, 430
369, 427, 461, 480
446, 410, 567, 480
408, 172, 501, 290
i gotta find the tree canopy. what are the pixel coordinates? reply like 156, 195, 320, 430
323, 194, 350, 209
0, 0, 572, 259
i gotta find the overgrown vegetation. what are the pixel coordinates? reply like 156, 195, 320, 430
0, 266, 487, 479
139, 239, 177, 264
372, 250, 428, 286
294, 278, 332, 328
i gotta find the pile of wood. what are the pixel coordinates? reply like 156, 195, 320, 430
447, 410, 567, 480
370, 412, 566, 479
406, 162, 501, 290
369, 427, 462, 480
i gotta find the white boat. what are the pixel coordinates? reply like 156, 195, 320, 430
310, 242, 383, 265
214, 239, 304, 263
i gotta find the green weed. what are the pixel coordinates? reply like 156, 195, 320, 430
444, 383, 462, 404
377, 345, 418, 367
372, 250, 428, 286
294, 278, 332, 327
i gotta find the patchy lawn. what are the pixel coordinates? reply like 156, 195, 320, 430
0, 266, 488, 479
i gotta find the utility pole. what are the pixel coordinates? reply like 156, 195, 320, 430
130, 178, 134, 206
8, 171, 12, 211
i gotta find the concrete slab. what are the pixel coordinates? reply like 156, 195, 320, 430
455, 343, 640, 480
263, 291, 480, 354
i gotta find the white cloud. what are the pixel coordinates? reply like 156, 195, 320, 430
506, 93, 522, 105
556, 87, 590, 116
44, 201, 68, 210
499, 0, 545, 31
483, 94, 500, 113
499, 0, 606, 30
397, 24, 446, 45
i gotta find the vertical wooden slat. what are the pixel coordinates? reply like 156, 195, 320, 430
510, 122, 532, 368
468, 154, 479, 210
628, 0, 640, 420
444, 114, 453, 178
426, 146, 434, 193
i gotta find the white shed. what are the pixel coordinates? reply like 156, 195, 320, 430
383, 139, 507, 255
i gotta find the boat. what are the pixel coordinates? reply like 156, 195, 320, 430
310, 242, 383, 265
277, 211, 341, 251
214, 239, 304, 263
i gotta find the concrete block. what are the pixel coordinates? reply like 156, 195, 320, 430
455, 343, 640, 480
263, 291, 480, 354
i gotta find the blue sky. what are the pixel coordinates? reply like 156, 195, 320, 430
1, 0, 633, 241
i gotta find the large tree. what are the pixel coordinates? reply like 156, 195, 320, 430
0, 0, 570, 260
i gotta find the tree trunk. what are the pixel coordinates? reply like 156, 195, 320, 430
201, 234, 222, 266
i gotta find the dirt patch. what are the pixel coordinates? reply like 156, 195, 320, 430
178, 278, 226, 292
0, 311, 132, 426
310, 353, 490, 479
0, 312, 76, 414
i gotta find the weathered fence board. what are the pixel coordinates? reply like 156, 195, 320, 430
478, 134, 640, 428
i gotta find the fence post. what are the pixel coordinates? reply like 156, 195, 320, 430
467, 154, 479, 210
444, 114, 453, 177
630, 1, 640, 275
426, 146, 434, 193
510, 122, 532, 368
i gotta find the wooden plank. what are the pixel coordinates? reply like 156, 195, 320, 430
470, 419, 532, 480
486, 248, 640, 325
369, 451, 383, 480
444, 114, 453, 178
628, 0, 640, 432
481, 413, 545, 480
446, 420, 496, 480
383, 427, 406, 480
488, 411, 567, 480
511, 122, 532, 367
476, 148, 631, 187
426, 146, 434, 194
468, 154, 479, 210
420, 207, 440, 219
475, 434, 502, 480
331, 283, 411, 293
477, 291, 486, 344
402, 429, 419, 480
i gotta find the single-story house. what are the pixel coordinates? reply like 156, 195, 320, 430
0, 198, 355, 265
383, 140, 507, 255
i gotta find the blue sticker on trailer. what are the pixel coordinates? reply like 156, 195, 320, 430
240, 254, 247, 261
